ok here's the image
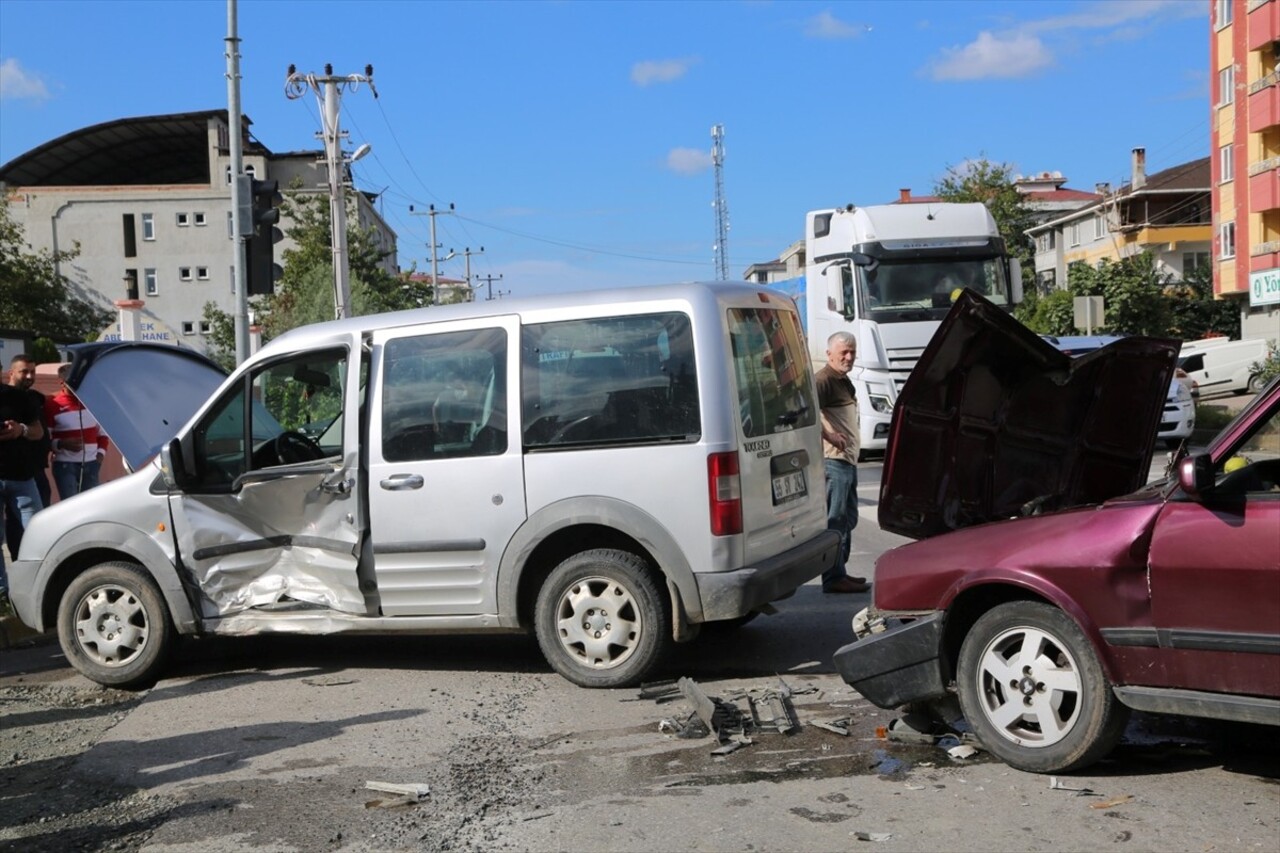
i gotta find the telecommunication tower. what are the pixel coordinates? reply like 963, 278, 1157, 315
711, 124, 729, 281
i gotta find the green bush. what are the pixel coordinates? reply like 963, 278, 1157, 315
1195, 404, 1235, 431
1251, 341, 1280, 387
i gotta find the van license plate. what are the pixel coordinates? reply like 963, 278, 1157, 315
771, 470, 807, 504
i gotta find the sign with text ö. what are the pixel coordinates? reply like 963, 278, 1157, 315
1249, 268, 1280, 307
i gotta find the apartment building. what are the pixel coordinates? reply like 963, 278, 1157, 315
1212, 0, 1280, 340
1025, 151, 1212, 294
0, 110, 397, 352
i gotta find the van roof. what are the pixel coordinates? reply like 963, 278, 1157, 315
264, 280, 786, 353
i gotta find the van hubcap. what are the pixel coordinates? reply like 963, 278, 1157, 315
74, 584, 149, 667
555, 576, 640, 670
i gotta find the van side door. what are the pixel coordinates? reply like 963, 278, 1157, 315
368, 317, 525, 616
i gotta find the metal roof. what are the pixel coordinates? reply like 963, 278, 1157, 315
0, 109, 268, 187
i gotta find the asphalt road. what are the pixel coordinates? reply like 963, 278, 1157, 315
3, 455, 1278, 851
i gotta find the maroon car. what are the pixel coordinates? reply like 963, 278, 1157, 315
833, 292, 1280, 773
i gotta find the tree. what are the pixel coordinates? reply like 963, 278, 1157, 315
934, 157, 1037, 274
0, 200, 113, 342
1067, 254, 1172, 337
1165, 263, 1240, 341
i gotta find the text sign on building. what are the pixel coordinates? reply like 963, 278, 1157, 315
1249, 268, 1280, 307
98, 319, 179, 345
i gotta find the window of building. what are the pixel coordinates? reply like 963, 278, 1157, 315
1219, 66, 1235, 106
194, 212, 207, 226
199, 321, 212, 335
176, 213, 190, 227
1215, 0, 1232, 29
1183, 251, 1211, 275
1093, 214, 1105, 240
1220, 144, 1234, 182
141, 213, 155, 241
226, 211, 234, 239
182, 321, 195, 335
1220, 222, 1236, 259
179, 267, 193, 281
144, 268, 158, 297
1036, 269, 1056, 294
1037, 231, 1055, 253
1069, 223, 1081, 247
197, 266, 210, 280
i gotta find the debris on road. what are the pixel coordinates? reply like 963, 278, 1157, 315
1090, 794, 1135, 809
853, 830, 893, 842
947, 744, 979, 760
364, 781, 431, 801
811, 717, 852, 736
1049, 777, 1097, 796
646, 677, 803, 754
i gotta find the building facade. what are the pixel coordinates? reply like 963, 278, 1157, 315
1211, 0, 1280, 340
0, 110, 397, 352
1026, 151, 1212, 295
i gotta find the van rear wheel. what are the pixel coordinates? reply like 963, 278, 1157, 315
57, 561, 173, 689
535, 549, 671, 688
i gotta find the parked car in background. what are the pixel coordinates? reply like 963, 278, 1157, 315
1179, 337, 1270, 396
8, 282, 839, 690
835, 293, 1279, 773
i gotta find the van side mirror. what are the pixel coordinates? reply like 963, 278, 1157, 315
160, 436, 195, 490
1177, 453, 1214, 498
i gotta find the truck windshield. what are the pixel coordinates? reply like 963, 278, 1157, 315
844, 257, 1012, 322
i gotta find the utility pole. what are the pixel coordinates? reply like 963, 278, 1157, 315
225, 0, 251, 363
285, 63, 377, 319
409, 204, 455, 305
462, 246, 484, 301
711, 124, 730, 281
475, 273, 507, 301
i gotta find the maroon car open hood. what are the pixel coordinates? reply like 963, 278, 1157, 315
878, 290, 1178, 540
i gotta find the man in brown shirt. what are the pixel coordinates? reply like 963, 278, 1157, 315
815, 331, 870, 594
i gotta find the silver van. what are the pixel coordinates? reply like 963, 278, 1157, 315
9, 282, 838, 688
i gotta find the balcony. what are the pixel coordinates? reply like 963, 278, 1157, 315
1250, 156, 1280, 176
1250, 167, 1280, 211
1250, 239, 1280, 272
1248, 1, 1279, 50
1251, 81, 1280, 130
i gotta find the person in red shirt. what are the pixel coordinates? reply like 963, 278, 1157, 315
45, 364, 111, 500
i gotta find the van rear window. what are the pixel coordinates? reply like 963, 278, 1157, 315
522, 312, 700, 449
728, 308, 816, 437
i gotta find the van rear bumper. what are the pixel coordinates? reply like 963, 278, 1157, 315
694, 530, 839, 621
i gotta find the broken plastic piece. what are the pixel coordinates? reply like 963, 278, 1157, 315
886, 717, 937, 745
853, 831, 893, 842
812, 718, 851, 737
1049, 777, 1095, 795
947, 744, 978, 760
364, 781, 430, 801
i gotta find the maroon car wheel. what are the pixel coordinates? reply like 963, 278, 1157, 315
957, 601, 1129, 773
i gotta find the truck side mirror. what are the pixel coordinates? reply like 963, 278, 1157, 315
1009, 259, 1023, 304
1177, 452, 1214, 498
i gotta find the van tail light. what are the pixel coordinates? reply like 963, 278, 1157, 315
707, 451, 742, 536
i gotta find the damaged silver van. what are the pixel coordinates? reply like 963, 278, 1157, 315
9, 282, 838, 688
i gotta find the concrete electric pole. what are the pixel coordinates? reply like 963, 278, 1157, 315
475, 273, 507, 301
409, 204, 455, 305
461, 246, 484, 301
284, 63, 377, 320
225, 0, 251, 363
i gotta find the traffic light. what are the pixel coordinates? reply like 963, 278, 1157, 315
237, 177, 283, 295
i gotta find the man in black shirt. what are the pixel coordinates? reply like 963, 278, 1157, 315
5, 355, 52, 560
1, 373, 45, 593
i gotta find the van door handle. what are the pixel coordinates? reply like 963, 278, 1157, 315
380, 474, 424, 491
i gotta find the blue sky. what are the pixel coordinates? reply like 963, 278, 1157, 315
1, 0, 1209, 298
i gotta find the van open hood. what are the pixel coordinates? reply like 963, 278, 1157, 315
878, 291, 1178, 540
64, 342, 228, 470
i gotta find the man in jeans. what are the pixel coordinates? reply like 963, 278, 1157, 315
46, 364, 110, 500
0, 376, 46, 595
815, 331, 870, 594
5, 354, 52, 561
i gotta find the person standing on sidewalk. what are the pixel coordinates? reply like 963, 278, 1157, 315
45, 364, 110, 500
5, 355, 52, 561
1, 374, 46, 596
816, 331, 870, 594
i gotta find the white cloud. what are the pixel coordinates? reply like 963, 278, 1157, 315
0, 58, 50, 101
630, 57, 697, 87
666, 147, 713, 176
804, 10, 870, 40
923, 0, 1203, 82
926, 31, 1052, 81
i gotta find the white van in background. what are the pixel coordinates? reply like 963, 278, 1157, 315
1178, 338, 1271, 396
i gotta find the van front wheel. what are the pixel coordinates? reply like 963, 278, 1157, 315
57, 561, 173, 689
535, 549, 671, 688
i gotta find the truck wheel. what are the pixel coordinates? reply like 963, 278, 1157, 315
956, 601, 1128, 773
57, 561, 173, 690
535, 549, 671, 688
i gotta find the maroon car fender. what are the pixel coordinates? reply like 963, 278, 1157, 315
873, 501, 1168, 683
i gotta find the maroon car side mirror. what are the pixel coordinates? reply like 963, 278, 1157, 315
1177, 453, 1215, 498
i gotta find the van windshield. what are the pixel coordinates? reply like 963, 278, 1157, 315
728, 307, 816, 438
